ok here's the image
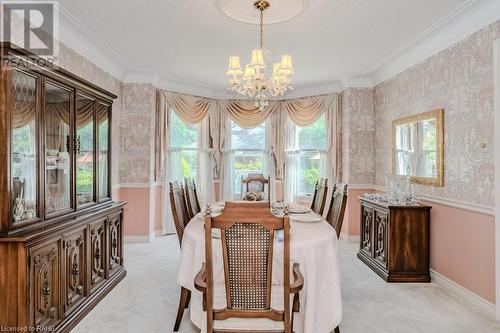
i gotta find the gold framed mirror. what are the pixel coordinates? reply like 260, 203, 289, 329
392, 109, 444, 187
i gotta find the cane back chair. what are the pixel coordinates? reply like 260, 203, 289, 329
169, 181, 192, 331
325, 184, 348, 238
184, 177, 201, 219
310, 178, 328, 215
194, 206, 304, 333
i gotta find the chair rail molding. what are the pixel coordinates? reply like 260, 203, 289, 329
493, 37, 500, 320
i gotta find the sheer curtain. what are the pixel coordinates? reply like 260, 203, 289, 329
222, 118, 234, 201
197, 116, 215, 206
284, 118, 299, 203
160, 107, 176, 235
265, 118, 275, 202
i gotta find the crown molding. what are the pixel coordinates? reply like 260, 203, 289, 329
56, 0, 500, 97
370, 0, 500, 85
58, 5, 128, 81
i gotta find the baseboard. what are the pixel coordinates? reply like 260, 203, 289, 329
155, 229, 165, 237
124, 231, 155, 243
430, 269, 496, 318
339, 233, 359, 243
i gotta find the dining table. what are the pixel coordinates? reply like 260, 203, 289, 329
176, 202, 343, 333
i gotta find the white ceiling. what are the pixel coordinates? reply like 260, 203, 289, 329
57, 0, 500, 98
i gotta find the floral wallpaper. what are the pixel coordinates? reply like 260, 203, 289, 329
119, 83, 156, 184
374, 21, 500, 207
342, 88, 375, 185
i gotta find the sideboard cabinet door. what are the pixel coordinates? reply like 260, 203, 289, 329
360, 204, 373, 257
373, 209, 388, 269
28, 239, 61, 329
89, 219, 106, 292
62, 227, 87, 316
107, 212, 123, 277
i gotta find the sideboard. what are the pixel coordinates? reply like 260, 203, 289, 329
358, 197, 431, 282
0, 43, 126, 332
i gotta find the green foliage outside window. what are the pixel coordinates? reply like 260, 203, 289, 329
234, 157, 263, 171
302, 166, 320, 188
297, 115, 326, 193
180, 151, 197, 179
171, 113, 197, 148
298, 114, 327, 150
76, 168, 93, 193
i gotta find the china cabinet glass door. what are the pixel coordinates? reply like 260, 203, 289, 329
98, 103, 110, 201
76, 94, 95, 207
44, 81, 72, 216
11, 69, 38, 223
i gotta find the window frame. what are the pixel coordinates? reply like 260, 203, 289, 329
294, 116, 327, 197
169, 112, 200, 183
228, 120, 268, 200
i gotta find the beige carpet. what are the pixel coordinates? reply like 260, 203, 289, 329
71, 235, 500, 333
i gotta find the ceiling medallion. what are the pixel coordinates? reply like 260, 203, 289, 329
225, 0, 295, 111
215, 0, 309, 25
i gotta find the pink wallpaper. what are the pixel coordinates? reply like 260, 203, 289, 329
120, 83, 156, 184
342, 88, 375, 185
374, 21, 500, 207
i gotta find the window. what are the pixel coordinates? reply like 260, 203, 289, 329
296, 114, 327, 195
170, 112, 198, 181
229, 121, 267, 199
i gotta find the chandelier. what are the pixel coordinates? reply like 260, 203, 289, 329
226, 0, 295, 111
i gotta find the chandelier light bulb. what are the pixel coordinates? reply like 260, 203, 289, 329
226, 56, 242, 76
242, 64, 256, 80
278, 55, 294, 76
249, 49, 266, 70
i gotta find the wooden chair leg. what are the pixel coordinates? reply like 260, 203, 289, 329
185, 289, 191, 308
173, 287, 190, 331
334, 326, 340, 333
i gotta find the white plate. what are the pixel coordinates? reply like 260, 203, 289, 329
291, 213, 322, 223
288, 204, 311, 214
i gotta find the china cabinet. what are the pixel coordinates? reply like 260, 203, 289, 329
0, 43, 126, 333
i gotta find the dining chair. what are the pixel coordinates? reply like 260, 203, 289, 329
325, 183, 349, 238
241, 173, 271, 202
169, 181, 192, 331
310, 178, 328, 215
194, 206, 304, 333
184, 178, 201, 219
224, 201, 270, 211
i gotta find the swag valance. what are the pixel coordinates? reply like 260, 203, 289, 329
156, 90, 341, 181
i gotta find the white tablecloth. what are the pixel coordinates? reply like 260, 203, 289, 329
177, 213, 342, 333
